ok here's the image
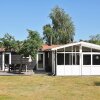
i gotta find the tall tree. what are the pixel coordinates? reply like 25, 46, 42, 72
43, 24, 54, 45
43, 6, 75, 45
20, 29, 43, 59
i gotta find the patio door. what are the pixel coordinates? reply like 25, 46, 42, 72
2, 52, 11, 71
37, 53, 45, 70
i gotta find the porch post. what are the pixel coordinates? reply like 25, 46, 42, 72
91, 48, 92, 75
2, 52, 5, 71
64, 48, 65, 65
75, 46, 76, 65
9, 53, 11, 64
36, 53, 38, 70
91, 48, 92, 66
72, 46, 73, 65
52, 51, 55, 74
55, 50, 57, 75
79, 45, 82, 75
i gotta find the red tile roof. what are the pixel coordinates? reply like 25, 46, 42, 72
41, 44, 60, 51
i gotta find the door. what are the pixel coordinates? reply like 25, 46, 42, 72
2, 53, 11, 71
5, 53, 11, 71
37, 53, 45, 70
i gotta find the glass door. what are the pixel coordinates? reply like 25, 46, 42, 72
37, 53, 45, 70
4, 53, 11, 71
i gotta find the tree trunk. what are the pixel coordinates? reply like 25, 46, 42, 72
49, 36, 52, 45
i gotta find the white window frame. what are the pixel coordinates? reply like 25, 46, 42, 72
37, 52, 45, 70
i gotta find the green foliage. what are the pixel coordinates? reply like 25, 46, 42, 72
43, 6, 75, 45
0, 33, 16, 51
89, 34, 100, 45
20, 30, 43, 59
43, 24, 54, 45
15, 40, 23, 53
0, 31, 43, 59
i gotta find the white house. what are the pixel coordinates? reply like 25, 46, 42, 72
37, 41, 100, 76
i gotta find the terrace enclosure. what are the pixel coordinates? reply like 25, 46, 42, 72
0, 50, 29, 71
36, 42, 100, 76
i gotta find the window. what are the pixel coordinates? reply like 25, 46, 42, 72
83, 54, 91, 65
57, 53, 64, 65
65, 53, 80, 65
65, 53, 72, 65
93, 55, 100, 65
73, 53, 80, 65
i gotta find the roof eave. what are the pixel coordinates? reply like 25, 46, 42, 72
51, 41, 100, 51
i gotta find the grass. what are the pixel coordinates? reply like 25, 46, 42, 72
0, 75, 100, 100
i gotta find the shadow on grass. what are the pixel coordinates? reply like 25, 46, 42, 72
94, 82, 100, 86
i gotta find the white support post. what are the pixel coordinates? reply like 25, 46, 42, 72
80, 45, 82, 65
72, 46, 73, 65
9, 53, 11, 64
52, 51, 55, 74
75, 46, 76, 65
2, 52, 5, 71
52, 51, 53, 73
91, 48, 92, 66
64, 48, 65, 65
80, 45, 82, 75
36, 53, 38, 70
55, 50, 57, 75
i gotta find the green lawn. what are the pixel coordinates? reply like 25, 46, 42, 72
0, 75, 100, 100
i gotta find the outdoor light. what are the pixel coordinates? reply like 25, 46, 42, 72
96, 56, 99, 60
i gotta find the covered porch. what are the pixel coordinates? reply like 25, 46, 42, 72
52, 42, 100, 76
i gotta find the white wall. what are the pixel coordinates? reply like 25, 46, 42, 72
91, 66, 100, 75
56, 65, 100, 76
56, 65, 81, 76
81, 66, 91, 75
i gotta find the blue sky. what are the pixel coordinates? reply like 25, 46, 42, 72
0, 0, 100, 41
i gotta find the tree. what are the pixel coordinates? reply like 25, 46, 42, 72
0, 33, 16, 51
15, 40, 23, 53
20, 29, 43, 59
89, 34, 100, 45
43, 24, 54, 45
43, 6, 75, 45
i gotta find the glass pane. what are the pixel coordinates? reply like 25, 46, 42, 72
65, 46, 72, 52
5, 54, 9, 64
73, 53, 80, 65
92, 49, 100, 52
83, 55, 91, 65
38, 54, 43, 68
65, 53, 80, 65
93, 55, 100, 65
57, 48, 64, 52
82, 47, 91, 52
65, 53, 72, 65
57, 53, 64, 65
